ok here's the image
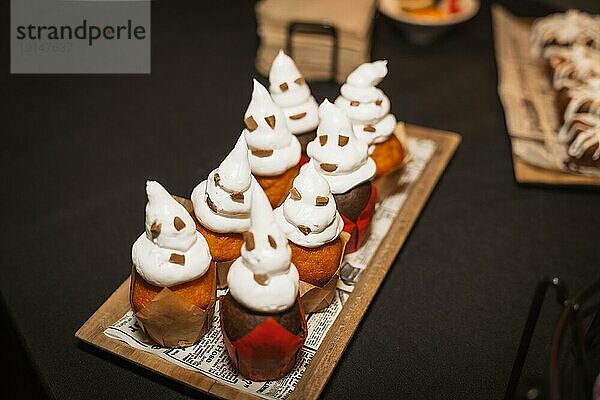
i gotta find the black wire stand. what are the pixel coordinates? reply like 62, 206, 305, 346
506, 274, 600, 400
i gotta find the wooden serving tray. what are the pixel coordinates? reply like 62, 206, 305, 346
76, 125, 460, 400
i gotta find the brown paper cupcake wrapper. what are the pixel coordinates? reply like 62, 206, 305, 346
298, 231, 350, 314
373, 122, 412, 202
216, 259, 234, 290
130, 263, 217, 348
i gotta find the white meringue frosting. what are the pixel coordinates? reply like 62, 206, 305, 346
274, 162, 343, 248
132, 181, 212, 287
545, 45, 600, 90
191, 134, 254, 233
335, 60, 397, 144
306, 100, 376, 194
243, 79, 301, 176
268, 50, 319, 135
227, 184, 299, 313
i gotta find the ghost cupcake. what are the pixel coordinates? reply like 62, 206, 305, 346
191, 134, 255, 287
307, 100, 377, 253
268, 50, 319, 155
335, 60, 407, 178
243, 79, 302, 207
131, 181, 215, 347
274, 162, 348, 312
220, 184, 307, 381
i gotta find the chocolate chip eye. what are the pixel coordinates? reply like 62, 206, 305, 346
268, 235, 277, 249
363, 125, 376, 133
298, 225, 312, 235
264, 114, 276, 129
289, 187, 302, 200
338, 135, 349, 147
279, 82, 289, 91
244, 115, 258, 131
169, 253, 185, 266
206, 195, 218, 213
214, 172, 221, 185
375, 99, 382, 106
150, 221, 161, 238
350, 100, 360, 106
253, 273, 269, 285
173, 216, 186, 231
294, 77, 304, 85
243, 231, 255, 251
320, 163, 338, 172
315, 196, 329, 206
230, 192, 244, 203
319, 135, 328, 146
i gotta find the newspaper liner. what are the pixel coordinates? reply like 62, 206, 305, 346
297, 231, 350, 314
492, 5, 600, 178
104, 136, 437, 400
220, 294, 308, 381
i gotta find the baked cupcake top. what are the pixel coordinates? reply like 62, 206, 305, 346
274, 162, 344, 248
306, 99, 376, 194
335, 60, 397, 145
132, 181, 212, 287
227, 184, 299, 313
269, 50, 319, 135
191, 134, 254, 233
545, 45, 600, 90
531, 10, 600, 57
243, 79, 301, 176
563, 78, 600, 120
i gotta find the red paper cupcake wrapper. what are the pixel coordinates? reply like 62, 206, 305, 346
299, 154, 310, 167
219, 295, 308, 381
340, 183, 377, 254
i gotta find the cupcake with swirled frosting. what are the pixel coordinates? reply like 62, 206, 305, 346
220, 184, 306, 381
131, 181, 215, 346
243, 79, 302, 207
307, 100, 377, 252
191, 134, 255, 268
268, 50, 319, 155
274, 162, 345, 288
335, 60, 407, 178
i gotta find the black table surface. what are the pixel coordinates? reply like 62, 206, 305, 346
2, 0, 599, 399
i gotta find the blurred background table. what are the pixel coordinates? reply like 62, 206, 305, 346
1, 0, 599, 399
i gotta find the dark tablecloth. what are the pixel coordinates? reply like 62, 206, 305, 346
1, 0, 599, 399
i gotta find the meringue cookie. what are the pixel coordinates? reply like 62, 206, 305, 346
227, 184, 299, 313
132, 181, 212, 287
531, 10, 600, 58
306, 100, 376, 194
564, 78, 600, 121
191, 134, 254, 233
243, 79, 301, 176
268, 50, 319, 135
274, 162, 343, 248
335, 60, 397, 145
544, 45, 600, 90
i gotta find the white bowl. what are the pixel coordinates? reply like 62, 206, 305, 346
378, 0, 480, 44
